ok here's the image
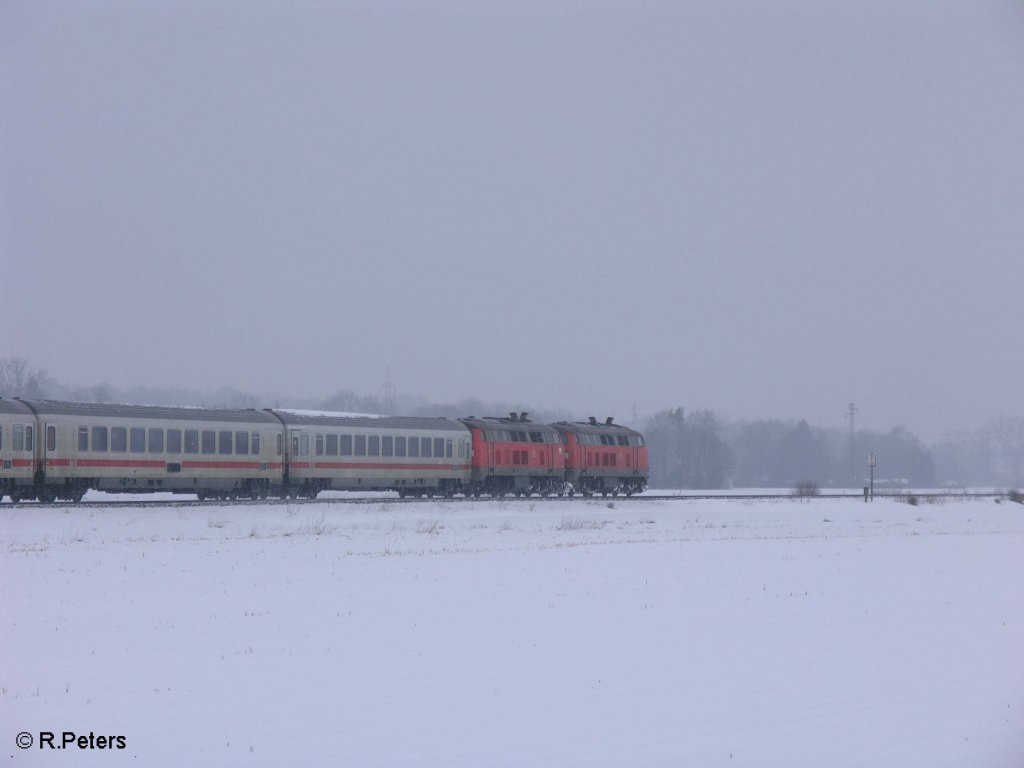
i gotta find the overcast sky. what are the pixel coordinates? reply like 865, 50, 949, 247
3, 0, 1023, 438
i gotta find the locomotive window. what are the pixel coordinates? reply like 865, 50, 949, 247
111, 427, 127, 452
354, 435, 366, 456
92, 426, 108, 452
326, 434, 338, 455
252, 432, 261, 455
421, 437, 432, 458
185, 430, 199, 454
167, 429, 182, 454
382, 436, 393, 457
395, 436, 406, 457
201, 430, 216, 454
79, 426, 92, 452
218, 431, 232, 455
530, 432, 542, 443
368, 436, 380, 457
434, 437, 444, 457
315, 434, 324, 456
46, 426, 56, 452
236, 431, 249, 455
617, 436, 629, 446
25, 425, 33, 451
149, 429, 164, 454
130, 428, 145, 453
408, 436, 419, 457
340, 435, 353, 456
445, 438, 453, 458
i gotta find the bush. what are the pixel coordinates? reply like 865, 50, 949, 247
791, 481, 820, 498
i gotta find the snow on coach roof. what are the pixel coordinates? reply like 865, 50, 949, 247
269, 409, 468, 432
16, 399, 282, 424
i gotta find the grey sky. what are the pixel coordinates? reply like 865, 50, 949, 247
3, 1, 1023, 439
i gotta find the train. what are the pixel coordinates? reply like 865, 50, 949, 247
0, 398, 648, 502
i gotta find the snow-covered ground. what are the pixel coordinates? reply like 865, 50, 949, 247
3, 496, 1022, 767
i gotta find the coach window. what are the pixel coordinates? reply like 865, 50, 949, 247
44, 425, 55, 452
368, 436, 380, 457
446, 439, 453, 458
408, 436, 419, 457
354, 435, 366, 456
434, 437, 444, 457
149, 429, 164, 454
92, 426, 108, 452
382, 436, 393, 457
0, 426, 3, 450
25, 425, 33, 451
395, 436, 406, 457
236, 431, 249, 455
300, 433, 309, 456
315, 434, 324, 456
111, 427, 127, 452
421, 437, 432, 458
326, 434, 338, 455
185, 430, 199, 454
13, 425, 23, 451
167, 429, 182, 454
219, 431, 233, 455
131, 428, 145, 453
252, 432, 261, 455
201, 430, 216, 454
276, 433, 282, 456
340, 435, 353, 456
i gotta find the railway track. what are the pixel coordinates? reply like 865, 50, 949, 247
1, 491, 1006, 510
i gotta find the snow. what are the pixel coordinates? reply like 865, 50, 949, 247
3, 496, 1023, 767
273, 408, 389, 419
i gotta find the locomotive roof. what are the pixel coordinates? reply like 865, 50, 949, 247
459, 416, 559, 432
0, 397, 36, 416
15, 399, 282, 424
551, 420, 644, 437
269, 410, 468, 432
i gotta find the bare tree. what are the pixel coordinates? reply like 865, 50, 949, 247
987, 417, 1024, 486
0, 357, 50, 398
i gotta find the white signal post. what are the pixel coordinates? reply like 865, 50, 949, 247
868, 452, 876, 501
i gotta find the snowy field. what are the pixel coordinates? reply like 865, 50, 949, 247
3, 496, 1023, 767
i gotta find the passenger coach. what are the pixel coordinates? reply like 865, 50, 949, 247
271, 410, 472, 498
0, 398, 38, 502
6, 400, 284, 502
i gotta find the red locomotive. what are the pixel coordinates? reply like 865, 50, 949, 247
552, 417, 648, 497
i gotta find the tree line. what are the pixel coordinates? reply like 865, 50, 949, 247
2, 357, 1020, 489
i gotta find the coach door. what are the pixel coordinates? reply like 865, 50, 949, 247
43, 422, 57, 476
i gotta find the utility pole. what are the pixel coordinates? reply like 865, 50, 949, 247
845, 402, 858, 488
382, 368, 397, 415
